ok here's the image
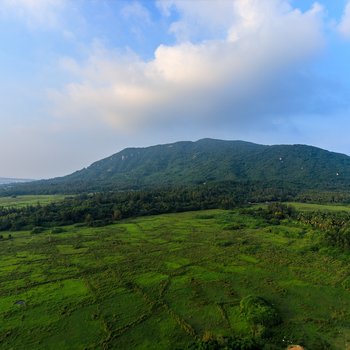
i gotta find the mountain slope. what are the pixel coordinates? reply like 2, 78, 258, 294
3, 138, 350, 194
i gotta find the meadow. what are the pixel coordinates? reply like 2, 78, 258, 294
0, 195, 66, 208
1, 208, 350, 349
286, 202, 350, 212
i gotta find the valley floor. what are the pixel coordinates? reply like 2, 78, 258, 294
1, 208, 350, 349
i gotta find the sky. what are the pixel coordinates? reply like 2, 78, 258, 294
1, 0, 350, 179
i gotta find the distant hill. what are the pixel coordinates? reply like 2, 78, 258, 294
2, 138, 350, 194
0, 177, 34, 185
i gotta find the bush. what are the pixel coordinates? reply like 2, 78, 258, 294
90, 219, 113, 227
31, 227, 45, 234
266, 203, 296, 220
51, 227, 65, 234
189, 335, 261, 350
240, 296, 281, 328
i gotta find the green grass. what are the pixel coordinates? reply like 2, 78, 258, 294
1, 208, 350, 349
286, 202, 350, 212
0, 195, 67, 208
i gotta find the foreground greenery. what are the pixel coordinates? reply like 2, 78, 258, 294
2, 208, 350, 349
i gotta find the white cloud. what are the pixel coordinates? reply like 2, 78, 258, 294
0, 0, 66, 28
338, 1, 350, 38
157, 0, 236, 42
121, 1, 152, 25
52, 0, 326, 134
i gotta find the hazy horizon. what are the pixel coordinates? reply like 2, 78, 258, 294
1, 0, 350, 178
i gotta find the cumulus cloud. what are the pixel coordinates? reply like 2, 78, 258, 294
52, 0, 326, 134
338, 1, 350, 38
157, 0, 236, 42
0, 0, 66, 28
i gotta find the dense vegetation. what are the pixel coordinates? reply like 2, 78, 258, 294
2, 208, 350, 349
0, 182, 295, 232
2, 138, 350, 195
252, 202, 350, 252
3, 187, 350, 255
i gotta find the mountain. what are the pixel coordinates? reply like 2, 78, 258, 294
0, 177, 34, 185
2, 138, 350, 194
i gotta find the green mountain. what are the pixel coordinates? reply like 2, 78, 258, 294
3, 138, 350, 194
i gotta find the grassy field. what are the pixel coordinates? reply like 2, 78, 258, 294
0, 195, 67, 208
1, 209, 350, 349
286, 202, 350, 212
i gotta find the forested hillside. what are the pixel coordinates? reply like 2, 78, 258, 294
2, 139, 350, 195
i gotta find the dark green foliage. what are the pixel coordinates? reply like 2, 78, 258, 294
246, 204, 350, 252
266, 203, 296, 220
51, 227, 65, 234
0, 182, 295, 232
296, 210, 350, 251
31, 226, 45, 234
240, 296, 281, 328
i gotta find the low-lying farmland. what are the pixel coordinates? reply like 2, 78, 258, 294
1, 209, 350, 349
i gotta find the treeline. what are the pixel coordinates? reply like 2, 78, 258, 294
3, 176, 350, 205
3, 182, 350, 253
0, 178, 302, 197
295, 190, 350, 204
249, 202, 297, 222
297, 210, 350, 251
0, 182, 299, 232
251, 202, 350, 252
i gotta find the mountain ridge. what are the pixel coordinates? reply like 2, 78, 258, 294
2, 138, 350, 194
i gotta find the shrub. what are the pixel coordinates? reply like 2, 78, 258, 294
240, 296, 281, 328
51, 227, 65, 234
31, 227, 45, 234
190, 334, 261, 350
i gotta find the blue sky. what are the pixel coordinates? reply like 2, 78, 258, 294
1, 0, 350, 178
